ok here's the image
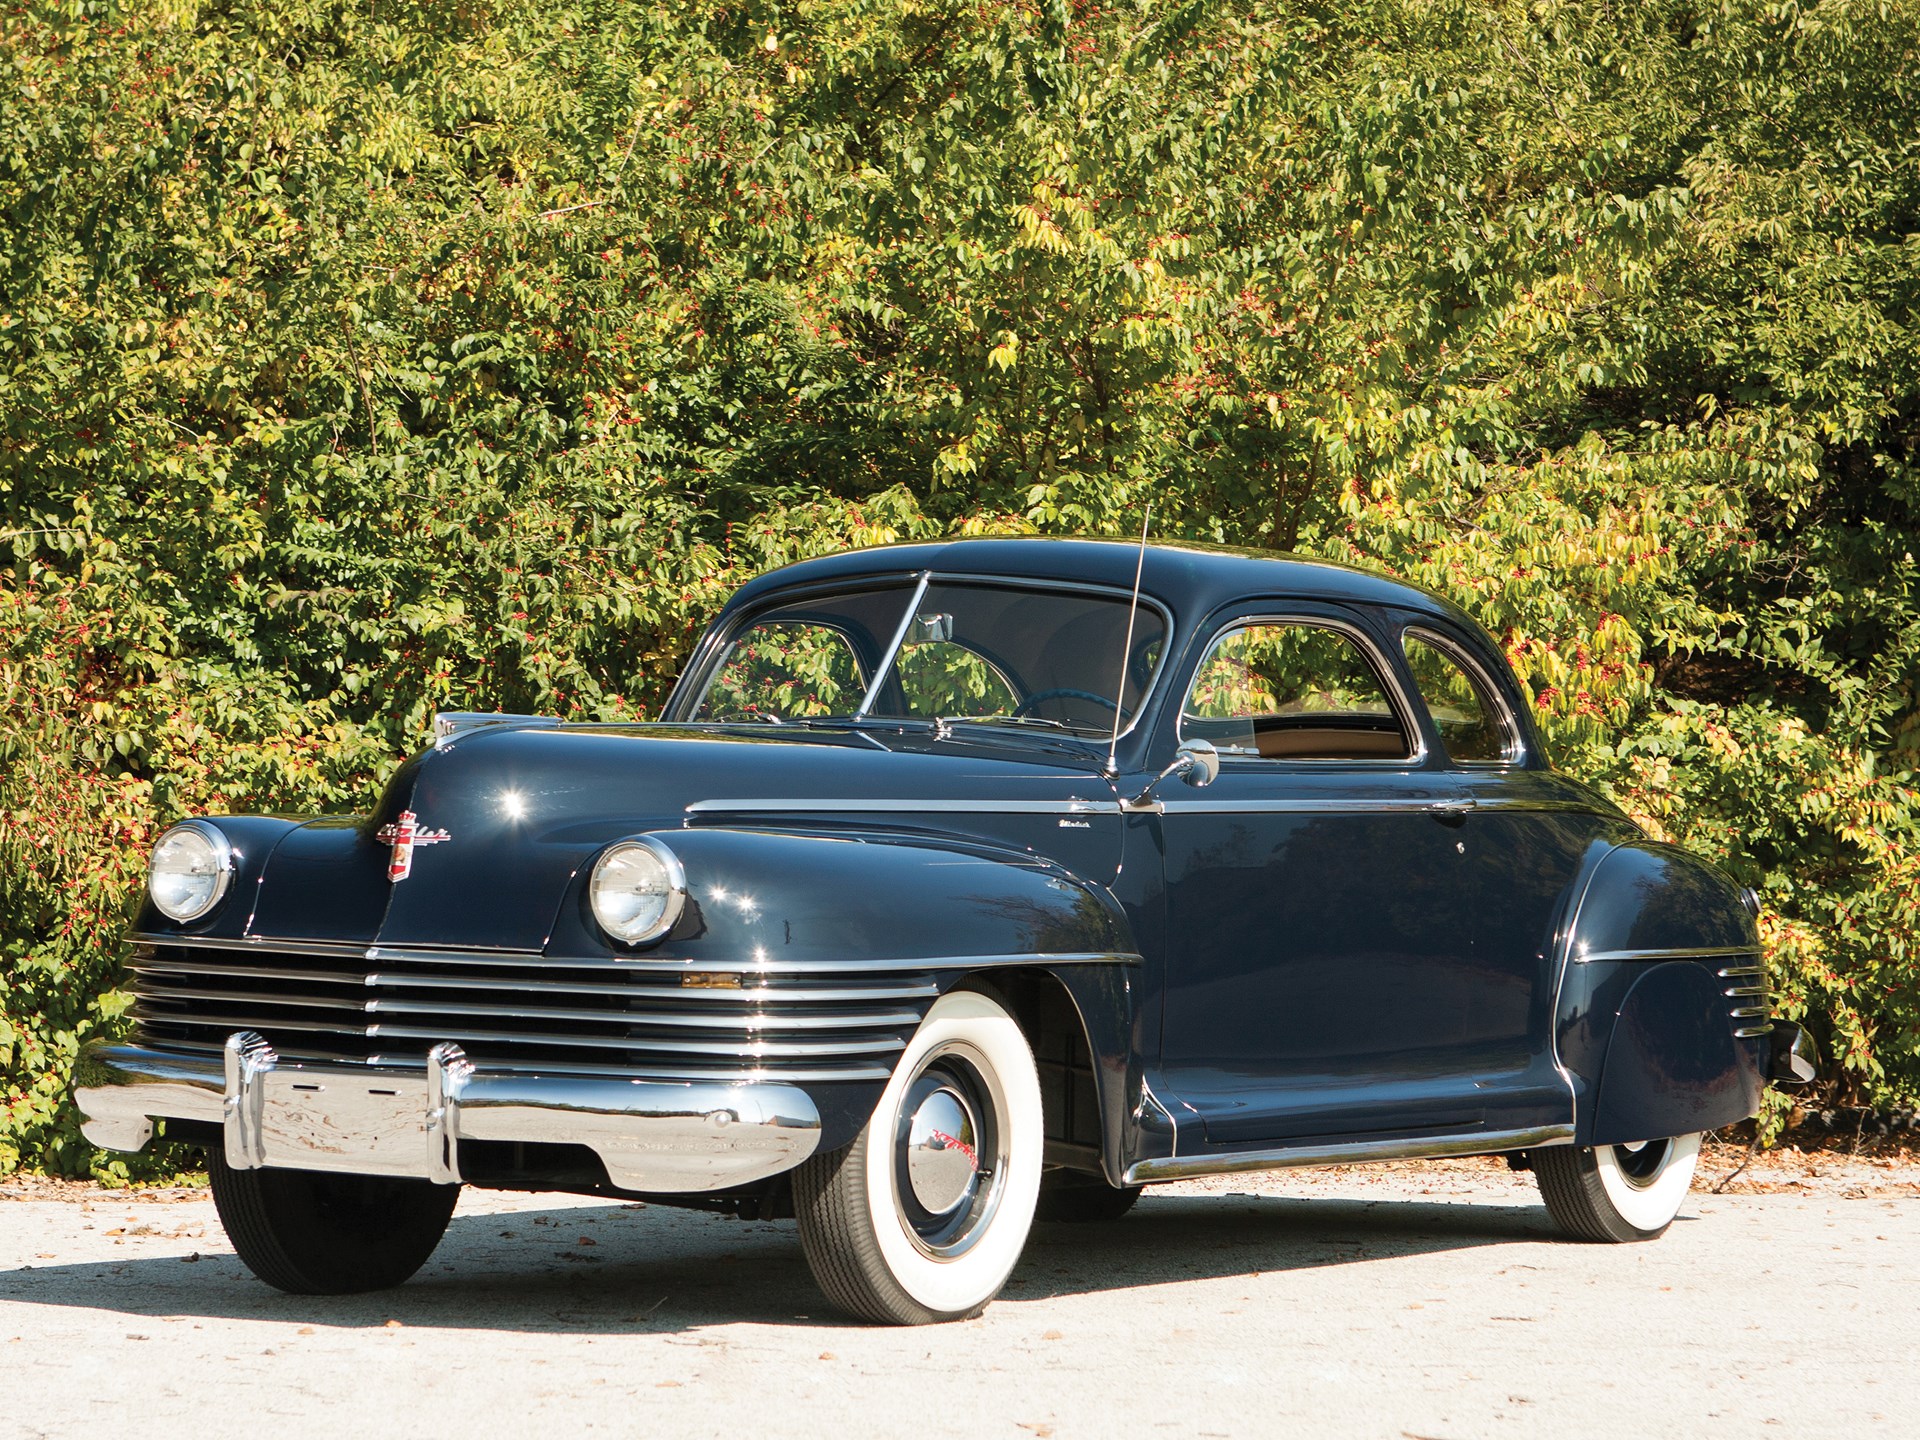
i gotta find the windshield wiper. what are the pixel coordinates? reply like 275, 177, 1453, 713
941, 714, 1110, 738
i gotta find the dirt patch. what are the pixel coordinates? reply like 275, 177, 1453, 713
0, 1174, 207, 1204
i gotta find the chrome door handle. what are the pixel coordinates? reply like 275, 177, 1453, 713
1428, 798, 1478, 818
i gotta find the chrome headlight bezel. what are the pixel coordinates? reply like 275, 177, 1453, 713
588, 836, 688, 948
147, 819, 235, 923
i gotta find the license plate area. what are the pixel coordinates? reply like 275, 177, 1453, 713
253, 1074, 431, 1177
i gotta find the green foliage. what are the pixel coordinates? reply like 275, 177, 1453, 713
3, 0, 1917, 1172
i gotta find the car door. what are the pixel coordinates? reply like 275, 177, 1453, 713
1155, 605, 1491, 1146
1396, 621, 1612, 1136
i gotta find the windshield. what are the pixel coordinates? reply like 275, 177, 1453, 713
689, 578, 1167, 738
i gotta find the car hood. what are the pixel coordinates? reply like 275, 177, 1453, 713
247, 723, 1122, 951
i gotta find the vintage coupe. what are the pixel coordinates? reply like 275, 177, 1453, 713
77, 539, 1810, 1323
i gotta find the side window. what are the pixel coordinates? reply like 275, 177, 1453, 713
694, 621, 864, 721
1180, 622, 1411, 761
1403, 630, 1514, 764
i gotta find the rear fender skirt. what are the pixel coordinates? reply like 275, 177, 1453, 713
1585, 961, 1766, 1146
1556, 840, 1767, 1141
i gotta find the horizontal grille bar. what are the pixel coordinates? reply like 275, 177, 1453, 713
366, 997, 923, 1031
127, 933, 1137, 974
131, 1032, 895, 1083
366, 973, 939, 1003
130, 939, 933, 1081
132, 960, 368, 987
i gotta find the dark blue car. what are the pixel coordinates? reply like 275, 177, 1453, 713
77, 539, 1810, 1323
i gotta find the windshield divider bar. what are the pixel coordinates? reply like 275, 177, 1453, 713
854, 571, 931, 720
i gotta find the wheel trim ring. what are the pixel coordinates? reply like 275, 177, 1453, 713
890, 1040, 1010, 1262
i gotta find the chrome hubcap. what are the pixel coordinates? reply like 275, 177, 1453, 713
892, 1044, 1007, 1260
1611, 1137, 1672, 1188
905, 1084, 982, 1217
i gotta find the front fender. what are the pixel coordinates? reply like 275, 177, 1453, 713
542, 826, 1142, 1155
548, 825, 1135, 967
1557, 841, 1768, 1145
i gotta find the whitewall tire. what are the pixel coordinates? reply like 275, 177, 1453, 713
1535, 1132, 1703, 1242
793, 988, 1044, 1324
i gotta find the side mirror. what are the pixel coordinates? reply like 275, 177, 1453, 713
1127, 739, 1220, 808
1176, 739, 1219, 788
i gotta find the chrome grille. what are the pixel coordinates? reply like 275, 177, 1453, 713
129, 940, 932, 1081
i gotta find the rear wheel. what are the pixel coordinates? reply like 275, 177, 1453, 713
1534, 1133, 1702, 1242
793, 989, 1044, 1324
209, 1151, 459, 1294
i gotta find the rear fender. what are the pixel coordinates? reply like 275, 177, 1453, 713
1557, 841, 1767, 1146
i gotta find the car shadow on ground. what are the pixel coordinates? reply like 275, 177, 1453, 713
1, 1189, 1560, 1333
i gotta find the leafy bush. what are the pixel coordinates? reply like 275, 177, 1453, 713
3, 0, 1915, 1173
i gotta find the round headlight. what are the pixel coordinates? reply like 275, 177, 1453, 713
589, 837, 686, 947
149, 821, 234, 923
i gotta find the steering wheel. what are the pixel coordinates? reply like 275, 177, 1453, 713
1011, 687, 1131, 720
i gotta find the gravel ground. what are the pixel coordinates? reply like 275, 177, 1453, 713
2, 1149, 1915, 1440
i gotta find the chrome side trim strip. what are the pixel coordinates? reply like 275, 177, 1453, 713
684, 797, 1114, 815
1575, 945, 1763, 964
1160, 797, 1465, 814
686, 796, 1563, 817
1122, 1123, 1575, 1185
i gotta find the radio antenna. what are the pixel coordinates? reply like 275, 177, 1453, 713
1107, 503, 1152, 777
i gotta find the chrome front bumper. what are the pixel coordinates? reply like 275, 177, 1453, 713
74, 1032, 821, 1193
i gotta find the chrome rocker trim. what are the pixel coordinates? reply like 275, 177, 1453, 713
1122, 1123, 1575, 1186
75, 1034, 821, 1194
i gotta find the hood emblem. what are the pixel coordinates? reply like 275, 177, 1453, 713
375, 809, 451, 883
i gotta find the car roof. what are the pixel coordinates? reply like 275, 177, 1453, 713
723, 536, 1479, 631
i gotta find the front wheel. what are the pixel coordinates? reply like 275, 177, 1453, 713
1534, 1133, 1702, 1242
209, 1152, 459, 1294
793, 989, 1044, 1324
